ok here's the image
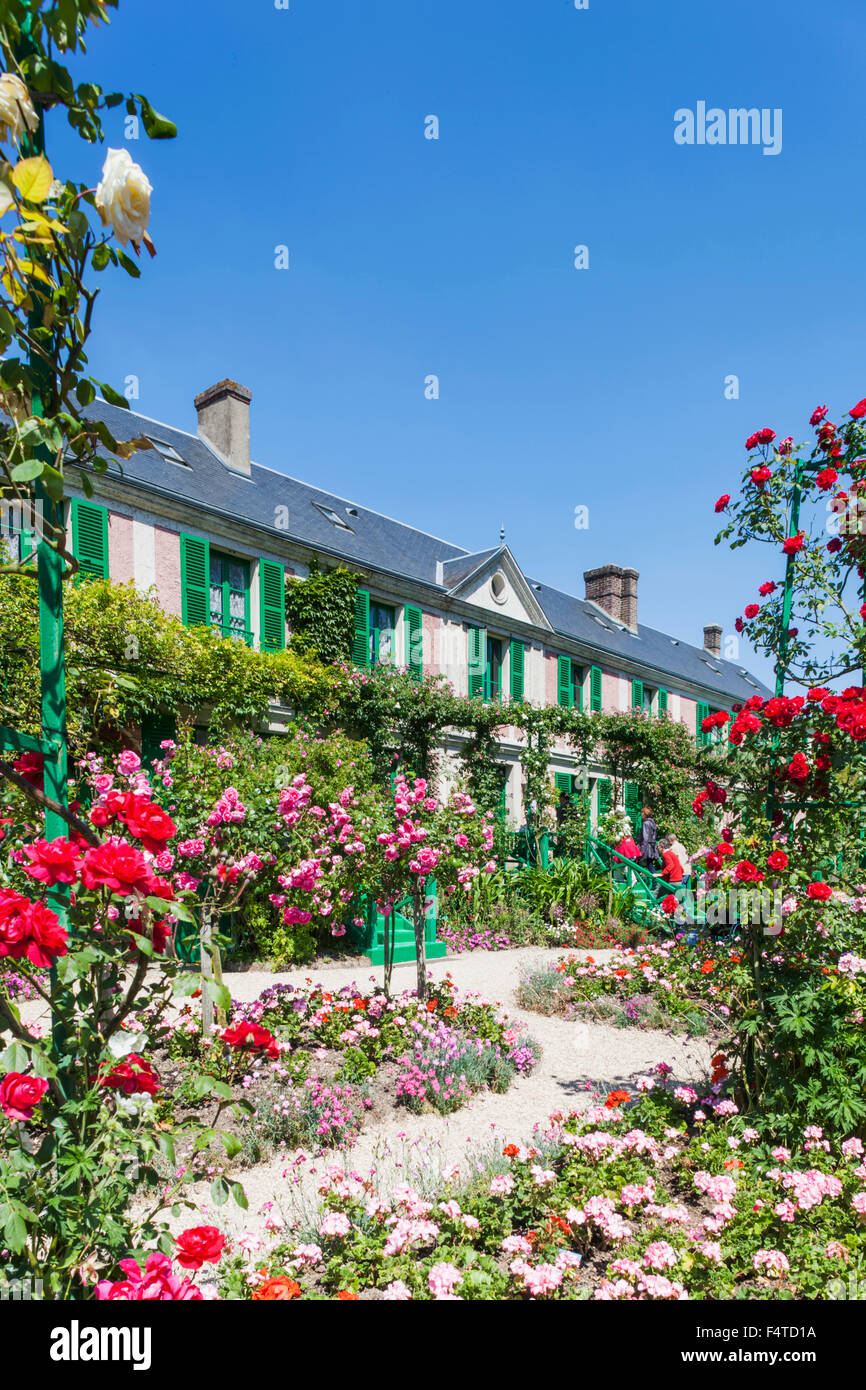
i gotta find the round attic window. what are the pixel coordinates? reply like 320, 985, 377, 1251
490, 572, 507, 604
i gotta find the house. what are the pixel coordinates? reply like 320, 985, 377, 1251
4, 378, 769, 827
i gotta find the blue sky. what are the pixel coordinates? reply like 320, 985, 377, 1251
54, 0, 866, 687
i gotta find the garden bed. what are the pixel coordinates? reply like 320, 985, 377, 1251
144, 974, 542, 1179
516, 937, 742, 1038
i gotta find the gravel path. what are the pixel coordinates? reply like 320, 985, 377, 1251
180, 948, 714, 1238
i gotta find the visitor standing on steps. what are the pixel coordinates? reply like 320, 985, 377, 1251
639, 805, 658, 871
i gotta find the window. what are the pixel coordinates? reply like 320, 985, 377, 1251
312, 501, 354, 532
71, 498, 108, 582
557, 656, 584, 710
209, 550, 251, 645
146, 436, 189, 467
485, 636, 503, 701
696, 701, 728, 747
369, 602, 395, 666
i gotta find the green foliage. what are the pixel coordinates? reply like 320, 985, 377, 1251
285, 561, 360, 665
0, 574, 343, 756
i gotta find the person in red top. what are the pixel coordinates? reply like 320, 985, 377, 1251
658, 837, 684, 884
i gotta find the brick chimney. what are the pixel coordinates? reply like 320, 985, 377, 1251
703, 623, 722, 658
583, 564, 639, 631
194, 379, 252, 475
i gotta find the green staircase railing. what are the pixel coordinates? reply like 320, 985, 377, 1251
346, 879, 446, 965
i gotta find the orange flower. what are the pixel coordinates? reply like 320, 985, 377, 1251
337, 1290, 359, 1300
426, 999, 438, 1012
700, 961, 715, 975
503, 1143, 520, 1157
252, 1276, 302, 1300
444, 1006, 457, 1019
614, 969, 630, 979
605, 1089, 630, 1109
723, 1158, 744, 1170
352, 998, 366, 1012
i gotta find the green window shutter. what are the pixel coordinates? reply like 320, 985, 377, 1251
259, 559, 286, 651
351, 588, 370, 668
632, 678, 643, 710
180, 533, 210, 627
468, 625, 486, 699
624, 781, 641, 825
597, 777, 612, 817
510, 640, 525, 701
71, 498, 108, 582
696, 700, 710, 747
554, 771, 572, 794
658, 687, 668, 716
557, 654, 572, 708
575, 666, 584, 711
141, 714, 177, 768
405, 604, 423, 681
590, 665, 602, 712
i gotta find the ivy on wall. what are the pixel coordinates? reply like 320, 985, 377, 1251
0, 572, 712, 838
284, 560, 360, 665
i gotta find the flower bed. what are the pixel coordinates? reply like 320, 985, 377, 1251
516, 938, 746, 1036
153, 974, 540, 1169
154, 1073, 866, 1300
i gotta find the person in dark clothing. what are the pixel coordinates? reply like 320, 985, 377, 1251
639, 805, 658, 871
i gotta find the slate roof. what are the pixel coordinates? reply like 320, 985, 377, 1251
85, 399, 770, 705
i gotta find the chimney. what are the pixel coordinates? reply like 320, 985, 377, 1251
703, 623, 722, 658
583, 564, 639, 631
194, 379, 252, 475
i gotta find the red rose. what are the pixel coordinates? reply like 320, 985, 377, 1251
661, 894, 678, 914
767, 851, 788, 872
714, 494, 731, 513
806, 881, 832, 901
758, 428, 776, 445
705, 852, 722, 872
758, 581, 776, 596
131, 803, 176, 853
12, 751, 43, 790
221, 1021, 280, 1060
850, 398, 866, 419
21, 837, 83, 887
734, 860, 763, 883
0, 894, 68, 968
827, 538, 843, 553
782, 532, 805, 555
0, 1072, 49, 1121
750, 466, 772, 486
810, 405, 829, 426
744, 604, 760, 620
779, 437, 793, 455
816, 467, 838, 490
787, 752, 810, 783
89, 805, 112, 828
734, 617, 744, 633
98, 1054, 161, 1096
174, 1225, 226, 1271
716, 843, 735, 858
81, 842, 154, 897
807, 687, 830, 702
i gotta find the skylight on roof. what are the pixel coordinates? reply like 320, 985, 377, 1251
312, 501, 354, 532
146, 436, 188, 467
592, 615, 612, 631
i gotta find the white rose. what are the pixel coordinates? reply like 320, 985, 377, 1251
0, 73, 38, 146
94, 147, 152, 247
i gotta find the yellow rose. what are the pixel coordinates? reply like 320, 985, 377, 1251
0, 73, 38, 146
94, 147, 152, 248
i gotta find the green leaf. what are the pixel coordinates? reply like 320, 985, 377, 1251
221, 1132, 242, 1159
75, 378, 96, 406
210, 1176, 229, 1207
98, 380, 130, 409
0, 1042, 30, 1071
135, 97, 178, 140
116, 251, 141, 279
10, 459, 43, 482
230, 1180, 248, 1211
91, 243, 110, 271
39, 464, 65, 502
3, 1212, 27, 1252
205, 980, 232, 1013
